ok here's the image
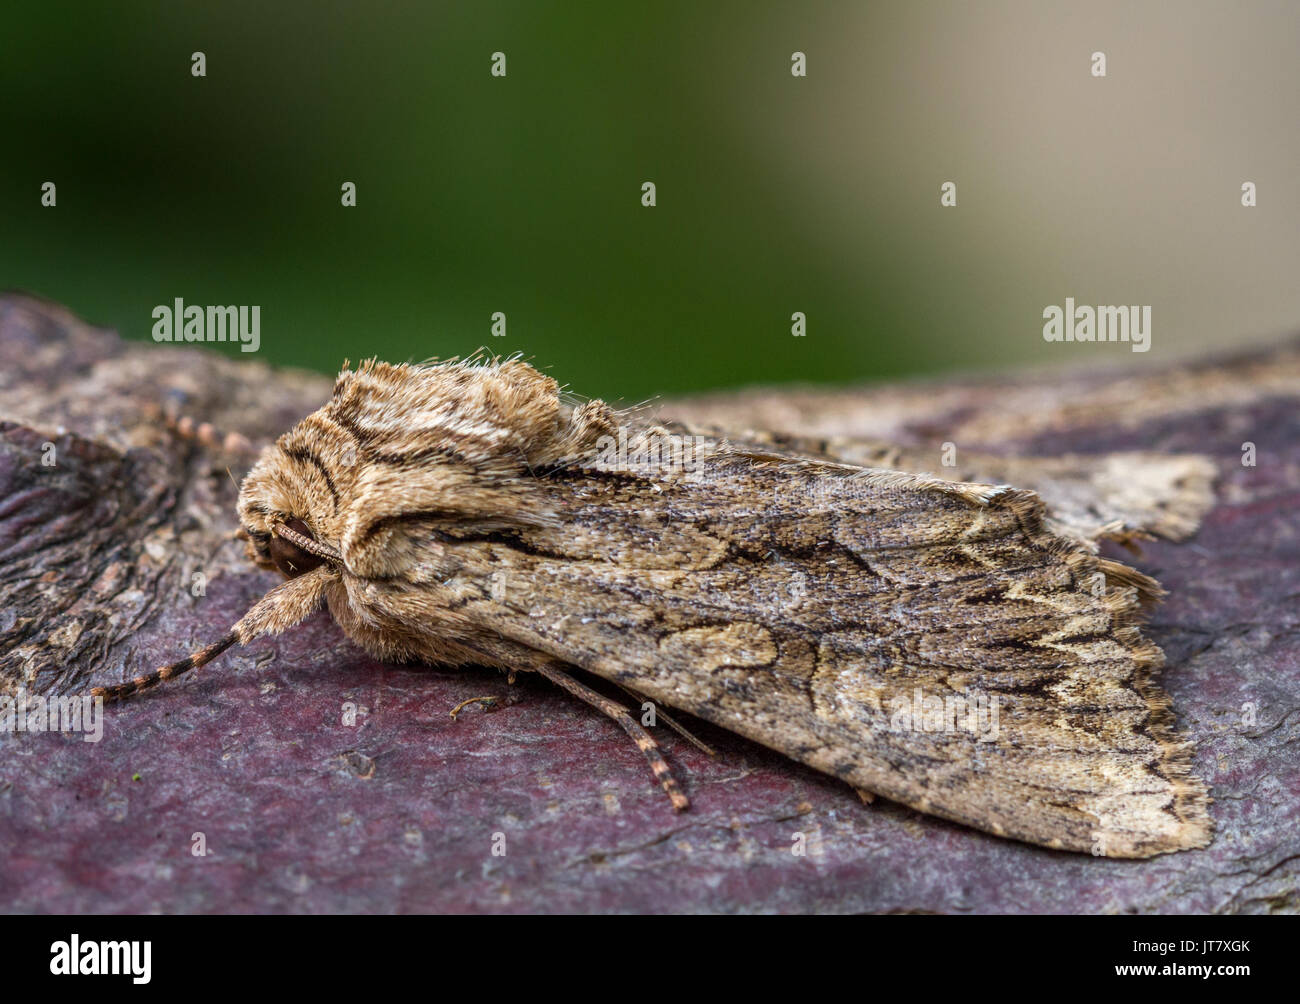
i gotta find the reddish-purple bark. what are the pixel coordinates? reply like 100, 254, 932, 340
1, 295, 1296, 913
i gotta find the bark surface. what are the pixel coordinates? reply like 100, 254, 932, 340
1, 294, 1296, 913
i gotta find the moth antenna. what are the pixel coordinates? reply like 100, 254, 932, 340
272, 520, 343, 562
93, 566, 334, 704
534, 663, 690, 811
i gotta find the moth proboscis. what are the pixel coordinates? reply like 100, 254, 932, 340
95, 356, 1212, 858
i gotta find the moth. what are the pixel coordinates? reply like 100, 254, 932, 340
94, 357, 1212, 858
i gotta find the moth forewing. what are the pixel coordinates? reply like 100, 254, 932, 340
373, 449, 1211, 858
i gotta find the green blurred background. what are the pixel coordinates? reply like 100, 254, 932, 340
3, 1, 1297, 403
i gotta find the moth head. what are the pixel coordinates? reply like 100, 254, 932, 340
237, 455, 345, 579
234, 355, 619, 582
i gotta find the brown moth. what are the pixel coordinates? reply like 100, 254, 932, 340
94, 357, 1212, 858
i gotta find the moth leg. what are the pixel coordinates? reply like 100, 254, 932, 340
159, 389, 261, 459
533, 663, 690, 812
93, 567, 332, 703
612, 682, 717, 757
93, 632, 239, 702
449, 695, 499, 720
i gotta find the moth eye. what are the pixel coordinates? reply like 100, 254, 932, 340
269, 517, 325, 579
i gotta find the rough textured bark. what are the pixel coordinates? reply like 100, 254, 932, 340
1, 293, 1296, 913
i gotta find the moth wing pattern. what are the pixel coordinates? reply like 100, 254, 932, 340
445, 458, 1210, 858
673, 426, 1218, 545
236, 358, 1212, 858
